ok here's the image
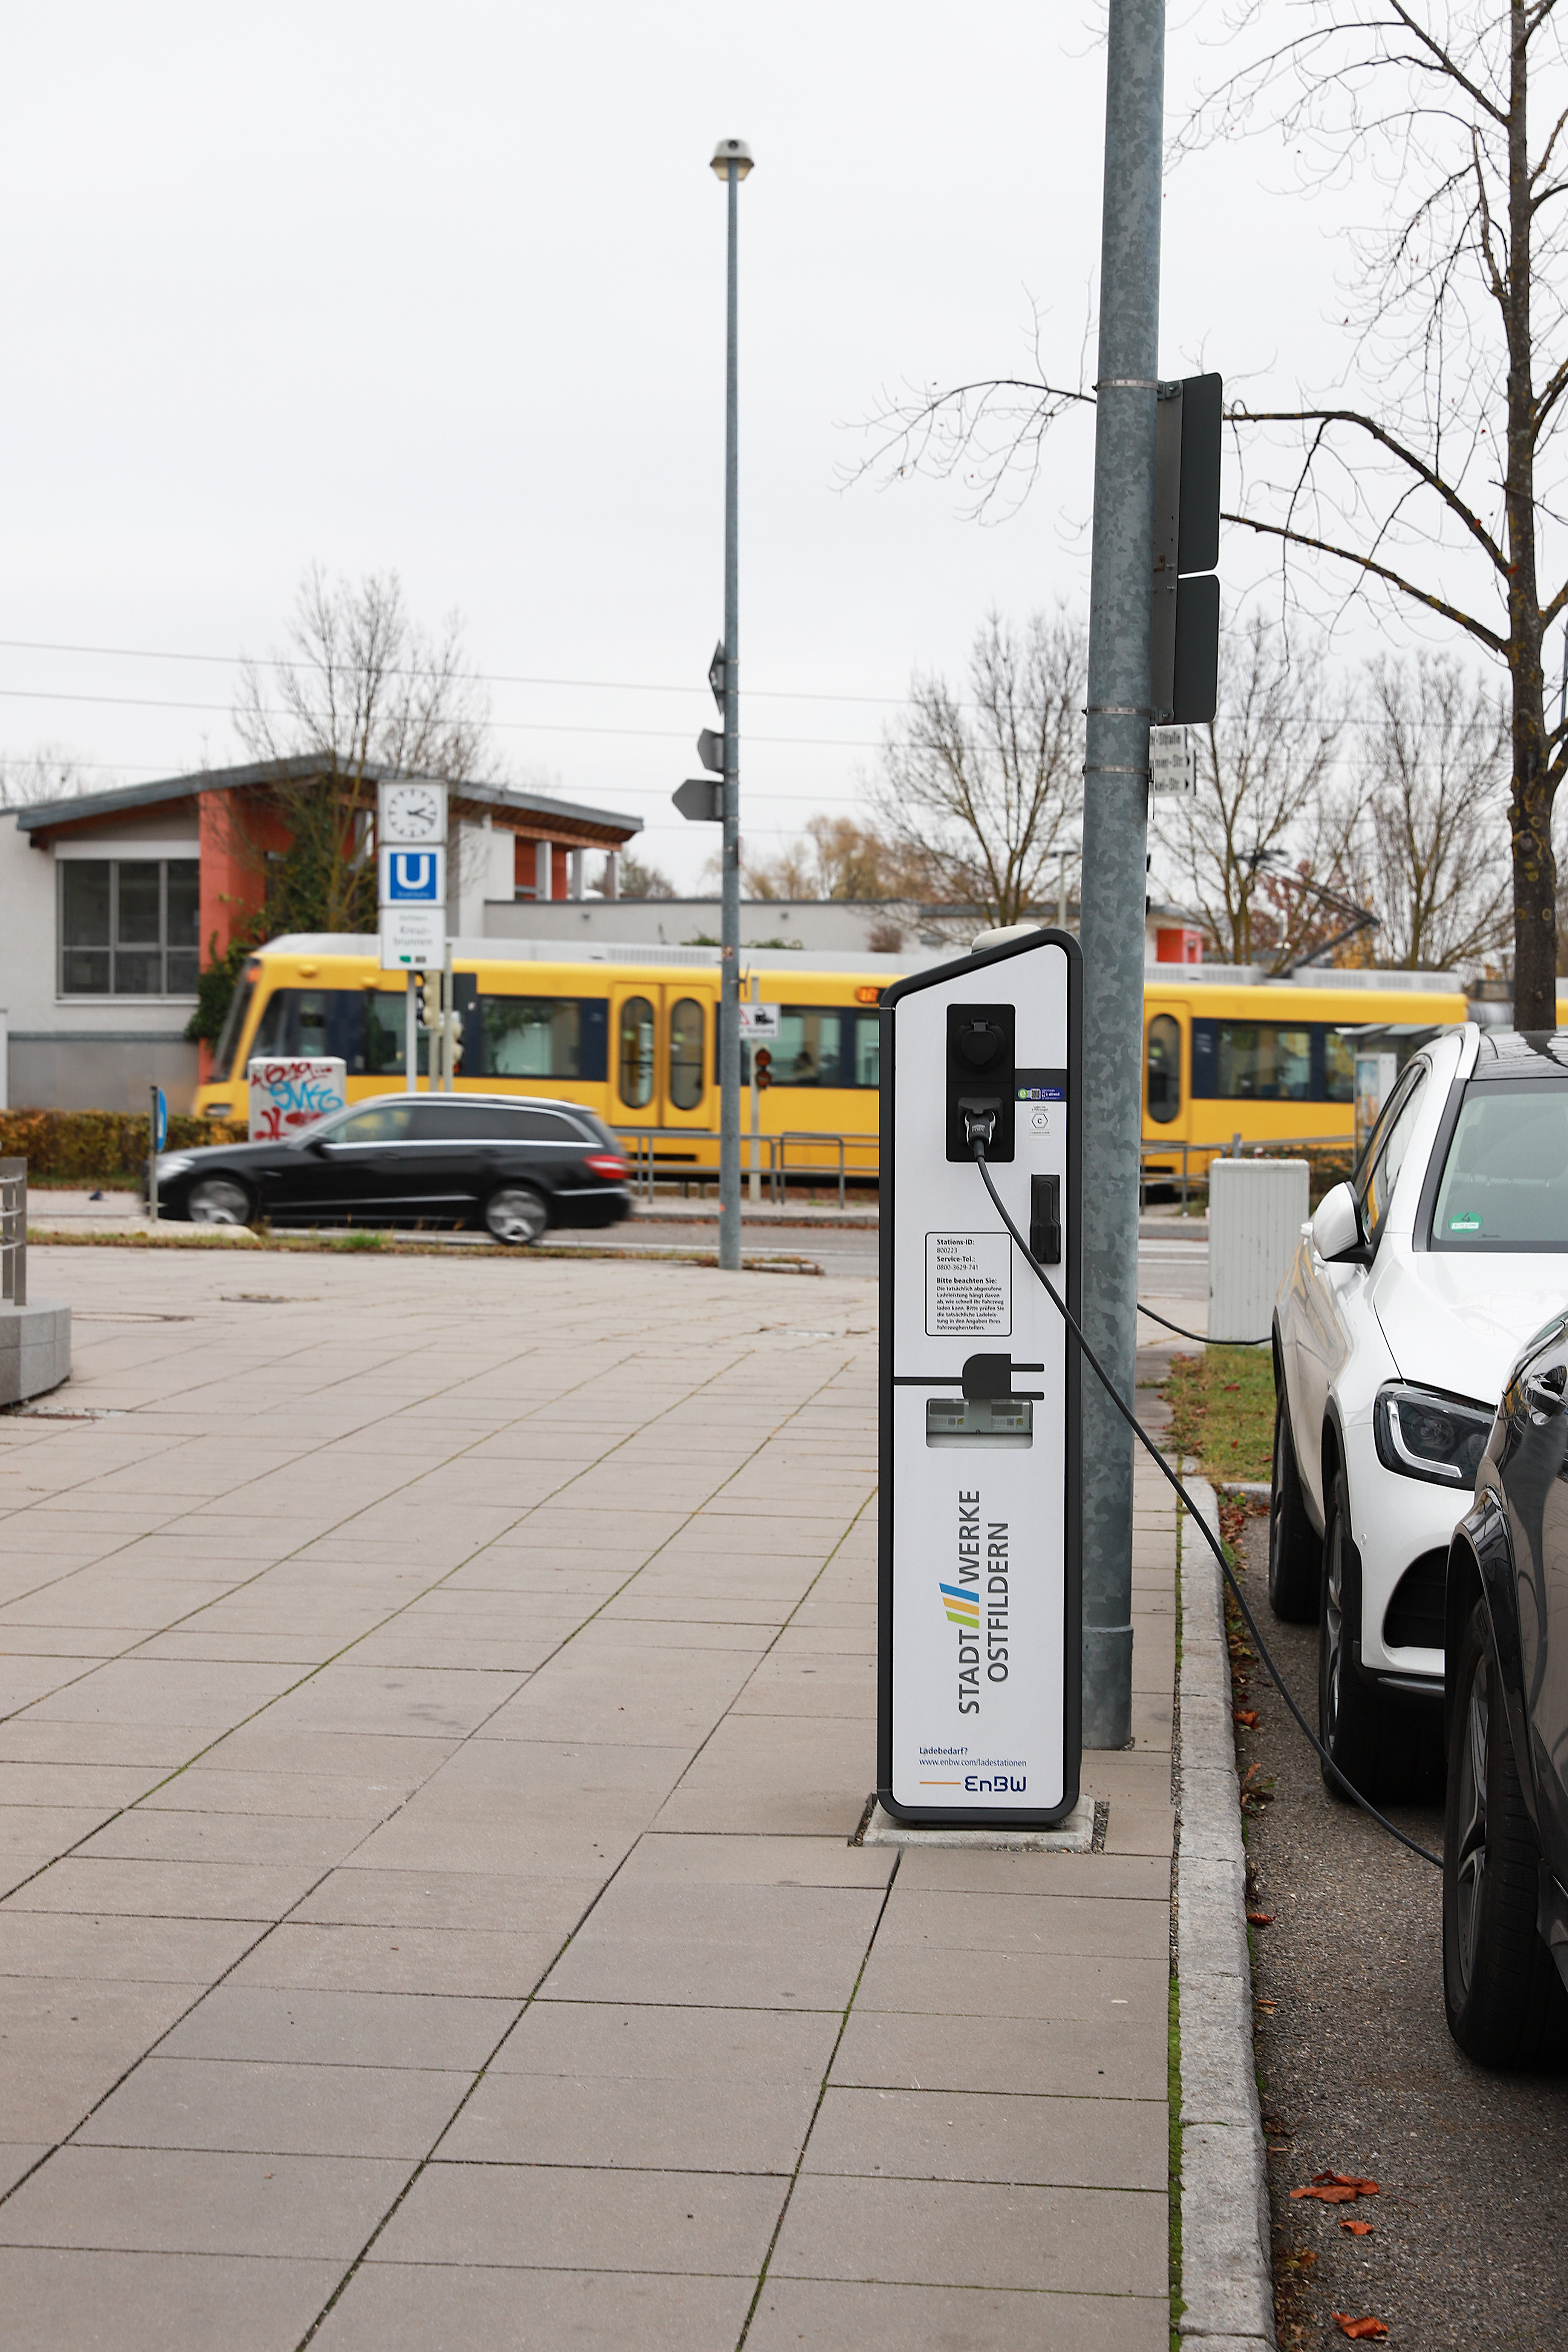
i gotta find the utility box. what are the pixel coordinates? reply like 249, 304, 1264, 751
879, 927, 1082, 1829
1208, 1158, 1309, 1343
247, 1057, 347, 1143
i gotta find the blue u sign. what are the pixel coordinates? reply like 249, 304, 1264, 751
387, 850, 441, 902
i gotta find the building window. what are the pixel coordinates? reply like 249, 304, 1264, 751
59, 859, 200, 996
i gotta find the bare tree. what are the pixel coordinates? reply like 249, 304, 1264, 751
229, 566, 494, 936
0, 745, 100, 806
853, 4, 1568, 1023
235, 564, 492, 782
1152, 614, 1351, 968
869, 608, 1087, 925
596, 851, 677, 900
1338, 654, 1512, 972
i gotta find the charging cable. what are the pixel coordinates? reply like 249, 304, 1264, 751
966, 1130, 1441, 1871
1136, 1302, 1269, 1348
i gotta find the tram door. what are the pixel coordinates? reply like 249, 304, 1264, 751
608, 984, 718, 1161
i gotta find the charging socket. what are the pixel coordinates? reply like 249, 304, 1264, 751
945, 1002, 1015, 1162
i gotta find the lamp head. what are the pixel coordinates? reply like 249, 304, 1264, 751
710, 137, 754, 181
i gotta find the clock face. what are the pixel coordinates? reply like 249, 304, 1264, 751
384, 786, 444, 842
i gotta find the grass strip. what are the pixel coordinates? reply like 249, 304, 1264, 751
1162, 1344, 1275, 1483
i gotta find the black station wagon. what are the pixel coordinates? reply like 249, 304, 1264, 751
147, 1093, 633, 1245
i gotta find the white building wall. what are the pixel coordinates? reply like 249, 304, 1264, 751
449, 816, 515, 938
1, 807, 201, 1110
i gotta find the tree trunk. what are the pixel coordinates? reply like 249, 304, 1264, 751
1507, 0, 1555, 1028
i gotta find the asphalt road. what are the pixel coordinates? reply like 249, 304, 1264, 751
1234, 1513, 1568, 2350
618, 1225, 1211, 1292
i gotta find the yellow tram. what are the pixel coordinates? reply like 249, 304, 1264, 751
193, 937, 1471, 1182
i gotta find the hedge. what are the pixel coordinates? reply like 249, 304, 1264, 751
0, 1110, 243, 1185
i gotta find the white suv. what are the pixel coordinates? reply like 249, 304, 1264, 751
1271, 1025, 1568, 1796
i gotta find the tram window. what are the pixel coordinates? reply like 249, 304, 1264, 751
250, 988, 369, 1072
853, 1010, 880, 1087
1146, 1014, 1181, 1124
764, 1008, 880, 1088
1192, 1020, 1314, 1100
1323, 1030, 1356, 1103
669, 997, 705, 1110
464, 995, 607, 1081
619, 996, 655, 1108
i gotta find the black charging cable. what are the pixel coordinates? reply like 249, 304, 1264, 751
967, 1133, 1442, 1872
1135, 1301, 1269, 1348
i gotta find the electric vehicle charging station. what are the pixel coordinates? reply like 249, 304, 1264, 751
877, 928, 1082, 1827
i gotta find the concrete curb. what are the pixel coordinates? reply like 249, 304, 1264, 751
1177, 1469, 1276, 2349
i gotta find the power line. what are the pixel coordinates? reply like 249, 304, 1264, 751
0, 683, 885, 753
0, 632, 1505, 729
0, 634, 911, 709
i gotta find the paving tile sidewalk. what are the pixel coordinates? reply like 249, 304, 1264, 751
0, 1246, 1176, 2350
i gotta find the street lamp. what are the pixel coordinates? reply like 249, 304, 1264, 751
711, 136, 752, 1272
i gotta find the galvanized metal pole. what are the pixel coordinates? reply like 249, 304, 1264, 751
718, 155, 743, 1271
1079, 0, 1165, 1749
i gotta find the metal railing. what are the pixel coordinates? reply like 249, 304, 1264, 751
1, 1159, 26, 1307
1139, 1130, 1357, 1212
613, 1126, 870, 1209
771, 1131, 848, 1211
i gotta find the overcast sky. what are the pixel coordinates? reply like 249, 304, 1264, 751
0, 2, 1401, 888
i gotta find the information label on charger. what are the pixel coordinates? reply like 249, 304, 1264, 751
925, 1232, 1012, 1337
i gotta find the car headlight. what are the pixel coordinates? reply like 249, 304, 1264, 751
154, 1153, 195, 1179
1374, 1383, 1494, 1487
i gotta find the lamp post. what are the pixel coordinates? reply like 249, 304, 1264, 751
711, 135, 752, 1272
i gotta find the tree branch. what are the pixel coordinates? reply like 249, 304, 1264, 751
1228, 401, 1507, 570
1222, 508, 1508, 654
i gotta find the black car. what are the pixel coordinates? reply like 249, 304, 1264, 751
1444, 1309, 1568, 2063
148, 1093, 633, 1245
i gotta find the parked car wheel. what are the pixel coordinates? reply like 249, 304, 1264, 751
186, 1176, 253, 1227
485, 1184, 548, 1246
1317, 1459, 1389, 1801
1268, 1386, 1320, 1622
1443, 1596, 1568, 2065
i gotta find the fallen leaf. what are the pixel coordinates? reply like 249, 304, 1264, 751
1341, 2218, 1376, 2236
1297, 2251, 1319, 2268
1247, 1911, 1275, 1926
1234, 1708, 1260, 1727
1331, 2317, 1388, 2341
1290, 2171, 1379, 2203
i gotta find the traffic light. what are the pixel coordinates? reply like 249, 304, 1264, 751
753, 1046, 772, 1092
414, 972, 433, 1028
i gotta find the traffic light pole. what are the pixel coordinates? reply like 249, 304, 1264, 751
718, 153, 742, 1272
1078, 0, 1165, 1749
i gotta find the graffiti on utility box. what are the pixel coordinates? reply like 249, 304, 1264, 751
246, 1057, 347, 1142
